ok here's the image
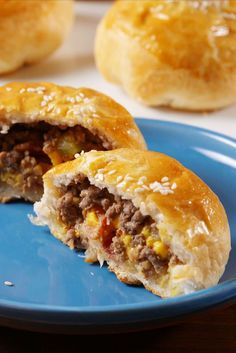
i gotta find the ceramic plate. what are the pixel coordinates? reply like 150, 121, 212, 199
0, 119, 235, 333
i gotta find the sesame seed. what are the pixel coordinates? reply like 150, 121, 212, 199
41, 101, 47, 107
4, 281, 14, 287
142, 185, 149, 190
47, 103, 55, 112
66, 97, 75, 103
117, 181, 126, 188
95, 173, 104, 181
75, 95, 82, 103
19, 88, 25, 94
92, 113, 99, 118
137, 176, 147, 185
171, 182, 177, 190
55, 108, 61, 115
79, 92, 85, 98
161, 176, 169, 182
134, 187, 145, 193
116, 176, 123, 183
6, 87, 12, 92
43, 95, 53, 102
108, 170, 116, 175
124, 175, 134, 181
150, 181, 162, 190
37, 86, 46, 91
162, 182, 170, 186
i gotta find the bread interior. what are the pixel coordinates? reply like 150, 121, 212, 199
56, 174, 181, 286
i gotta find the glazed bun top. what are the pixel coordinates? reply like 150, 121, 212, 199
95, 0, 236, 110
0, 0, 74, 74
36, 148, 230, 295
104, 0, 236, 71
0, 82, 146, 150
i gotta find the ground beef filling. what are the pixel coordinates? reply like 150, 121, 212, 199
57, 176, 170, 278
0, 123, 105, 200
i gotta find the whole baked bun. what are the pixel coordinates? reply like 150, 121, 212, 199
33, 149, 231, 297
95, 0, 236, 111
0, 0, 74, 74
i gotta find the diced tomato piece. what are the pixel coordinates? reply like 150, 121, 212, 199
99, 217, 116, 249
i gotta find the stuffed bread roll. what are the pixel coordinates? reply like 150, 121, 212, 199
33, 149, 230, 297
0, 82, 146, 202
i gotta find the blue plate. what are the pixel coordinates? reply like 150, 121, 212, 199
0, 119, 235, 333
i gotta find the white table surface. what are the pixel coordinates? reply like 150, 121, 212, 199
0, 1, 235, 139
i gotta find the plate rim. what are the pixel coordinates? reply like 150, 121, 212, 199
0, 119, 235, 325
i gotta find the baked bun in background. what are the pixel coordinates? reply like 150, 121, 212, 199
0, 0, 74, 74
0, 82, 146, 202
33, 149, 231, 297
95, 0, 236, 111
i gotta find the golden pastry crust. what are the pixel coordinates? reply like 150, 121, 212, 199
0, 82, 146, 150
0, 0, 73, 74
34, 149, 231, 297
95, 0, 236, 111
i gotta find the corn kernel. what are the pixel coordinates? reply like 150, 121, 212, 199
146, 236, 155, 248
86, 211, 99, 227
153, 241, 168, 258
122, 235, 132, 247
142, 226, 151, 238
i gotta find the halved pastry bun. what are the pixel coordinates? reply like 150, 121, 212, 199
0, 82, 146, 202
33, 149, 230, 297
95, 0, 236, 111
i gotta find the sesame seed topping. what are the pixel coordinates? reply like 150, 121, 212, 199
4, 281, 14, 287
55, 108, 61, 115
89, 106, 96, 113
95, 173, 104, 182
162, 182, 170, 186
137, 176, 147, 185
43, 95, 53, 102
141, 185, 150, 190
92, 113, 99, 118
47, 103, 55, 112
134, 187, 145, 193
19, 88, 25, 94
41, 101, 47, 107
37, 86, 46, 91
116, 176, 123, 183
108, 170, 116, 175
6, 87, 12, 92
171, 182, 177, 190
75, 95, 82, 102
84, 98, 90, 104
79, 92, 85, 98
161, 176, 169, 182
117, 181, 126, 188
66, 96, 75, 103
124, 175, 134, 181
74, 150, 85, 158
